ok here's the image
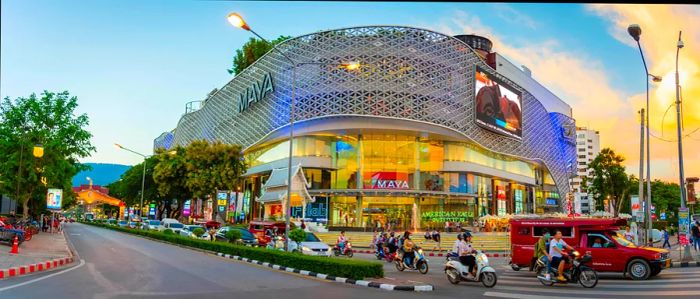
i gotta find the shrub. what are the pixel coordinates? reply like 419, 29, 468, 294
193, 227, 205, 237
289, 228, 306, 244
80, 221, 382, 280
163, 229, 174, 235
225, 228, 242, 243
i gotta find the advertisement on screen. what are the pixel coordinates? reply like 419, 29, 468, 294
46, 188, 63, 210
474, 66, 523, 139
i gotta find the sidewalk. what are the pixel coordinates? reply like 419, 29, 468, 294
0, 230, 73, 278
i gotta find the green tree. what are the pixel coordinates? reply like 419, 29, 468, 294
228, 36, 291, 75
0, 91, 95, 218
153, 146, 191, 219
107, 156, 159, 208
587, 148, 630, 217
650, 180, 681, 224
225, 228, 242, 244
289, 228, 306, 251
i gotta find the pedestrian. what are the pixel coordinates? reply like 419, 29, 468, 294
431, 229, 442, 253
300, 219, 306, 230
692, 221, 700, 252
662, 228, 671, 249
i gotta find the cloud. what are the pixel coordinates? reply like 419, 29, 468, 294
492, 4, 539, 30
424, 7, 700, 183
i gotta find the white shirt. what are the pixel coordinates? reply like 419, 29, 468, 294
549, 239, 568, 258
454, 240, 472, 256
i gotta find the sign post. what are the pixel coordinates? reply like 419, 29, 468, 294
679, 207, 693, 262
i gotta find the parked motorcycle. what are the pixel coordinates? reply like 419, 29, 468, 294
333, 241, 353, 257
444, 251, 498, 288
535, 251, 598, 288
395, 247, 429, 274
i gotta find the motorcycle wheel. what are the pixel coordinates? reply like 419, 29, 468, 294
578, 268, 599, 288
334, 250, 340, 257
481, 272, 497, 288
395, 261, 405, 272
446, 268, 460, 284
347, 250, 353, 258
418, 261, 429, 274
537, 267, 554, 286
376, 254, 382, 260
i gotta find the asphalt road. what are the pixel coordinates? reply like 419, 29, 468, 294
1, 223, 699, 299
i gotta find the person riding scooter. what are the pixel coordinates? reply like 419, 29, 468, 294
549, 229, 574, 282
337, 230, 348, 253
402, 231, 416, 269
460, 232, 478, 278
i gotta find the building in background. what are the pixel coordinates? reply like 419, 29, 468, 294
155, 26, 577, 230
569, 127, 600, 214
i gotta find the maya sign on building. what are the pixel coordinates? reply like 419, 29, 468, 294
365, 172, 411, 190
238, 72, 274, 113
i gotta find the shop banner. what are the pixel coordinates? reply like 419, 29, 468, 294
364, 172, 410, 189
46, 188, 63, 210
679, 208, 690, 235
183, 200, 191, 217
148, 203, 156, 216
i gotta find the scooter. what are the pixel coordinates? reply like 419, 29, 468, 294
375, 245, 386, 260
266, 236, 285, 251
395, 247, 429, 274
333, 241, 354, 257
535, 251, 598, 288
444, 251, 498, 288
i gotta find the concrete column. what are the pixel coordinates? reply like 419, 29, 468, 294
414, 137, 421, 190
356, 196, 363, 228
356, 134, 363, 189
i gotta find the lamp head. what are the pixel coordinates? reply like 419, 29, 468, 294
342, 62, 360, 71
227, 12, 250, 31
114, 143, 123, 149
650, 74, 662, 82
627, 24, 642, 41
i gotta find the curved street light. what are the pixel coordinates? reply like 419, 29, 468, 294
115, 143, 149, 219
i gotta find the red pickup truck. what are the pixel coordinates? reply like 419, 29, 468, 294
509, 218, 670, 280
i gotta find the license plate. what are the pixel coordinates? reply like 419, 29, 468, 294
666, 259, 671, 268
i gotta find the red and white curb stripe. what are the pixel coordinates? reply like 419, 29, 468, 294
352, 249, 510, 258
0, 257, 74, 280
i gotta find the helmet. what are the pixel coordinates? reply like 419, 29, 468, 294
463, 232, 472, 239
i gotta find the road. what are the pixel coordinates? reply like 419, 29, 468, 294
0, 223, 698, 299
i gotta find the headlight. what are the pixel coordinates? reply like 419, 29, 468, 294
418, 249, 423, 254
654, 253, 662, 260
302, 246, 311, 251
573, 251, 580, 257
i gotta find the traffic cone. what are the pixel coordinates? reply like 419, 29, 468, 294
9, 235, 19, 254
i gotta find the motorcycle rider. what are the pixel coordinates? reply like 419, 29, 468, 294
533, 228, 552, 280
386, 232, 398, 255
376, 232, 388, 257
461, 232, 477, 278
402, 231, 416, 268
550, 229, 574, 282
337, 230, 348, 254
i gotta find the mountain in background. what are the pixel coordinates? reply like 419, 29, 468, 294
72, 163, 131, 187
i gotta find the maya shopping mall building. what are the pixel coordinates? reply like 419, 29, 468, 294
154, 26, 577, 231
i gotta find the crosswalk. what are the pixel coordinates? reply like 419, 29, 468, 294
483, 266, 700, 299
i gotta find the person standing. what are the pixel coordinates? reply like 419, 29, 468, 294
624, 226, 636, 244
662, 228, 671, 249
692, 221, 700, 252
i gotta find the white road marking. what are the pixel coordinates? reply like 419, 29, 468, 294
0, 259, 86, 292
484, 291, 595, 299
493, 285, 700, 296
70, 234, 81, 236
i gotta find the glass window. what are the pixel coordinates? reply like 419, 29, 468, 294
444, 141, 535, 179
333, 136, 358, 189
587, 233, 614, 248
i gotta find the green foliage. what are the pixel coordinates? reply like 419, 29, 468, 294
107, 156, 159, 207
0, 91, 95, 218
184, 140, 247, 200
153, 145, 191, 218
82, 221, 383, 280
193, 227, 206, 237
587, 148, 630, 216
228, 36, 291, 75
225, 228, 243, 243
163, 229, 174, 235
289, 228, 306, 244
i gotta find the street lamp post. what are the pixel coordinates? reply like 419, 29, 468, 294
674, 31, 687, 209
628, 24, 661, 246
227, 12, 359, 251
115, 143, 149, 219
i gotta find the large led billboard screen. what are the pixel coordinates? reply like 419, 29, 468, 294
474, 66, 523, 139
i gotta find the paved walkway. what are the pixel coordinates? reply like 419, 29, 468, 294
0, 230, 71, 269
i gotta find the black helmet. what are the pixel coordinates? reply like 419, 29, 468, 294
463, 232, 472, 239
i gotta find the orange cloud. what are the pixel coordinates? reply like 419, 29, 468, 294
428, 6, 700, 184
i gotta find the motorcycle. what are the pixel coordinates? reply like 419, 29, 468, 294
266, 235, 286, 251
444, 251, 498, 288
395, 246, 429, 274
535, 251, 598, 288
333, 241, 354, 257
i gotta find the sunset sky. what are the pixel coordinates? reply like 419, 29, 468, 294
2, 2, 698, 184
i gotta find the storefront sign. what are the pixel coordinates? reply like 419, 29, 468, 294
514, 189, 523, 214
238, 72, 274, 113
148, 203, 156, 216
421, 211, 474, 223
545, 198, 557, 206
291, 199, 328, 221
183, 200, 191, 217
365, 172, 410, 189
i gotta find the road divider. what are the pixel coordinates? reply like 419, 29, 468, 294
80, 221, 383, 280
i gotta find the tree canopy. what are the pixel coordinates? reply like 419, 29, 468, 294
0, 91, 95, 218
228, 36, 291, 75
587, 148, 629, 216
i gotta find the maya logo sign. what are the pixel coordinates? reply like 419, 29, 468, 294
238, 72, 274, 113
365, 172, 410, 190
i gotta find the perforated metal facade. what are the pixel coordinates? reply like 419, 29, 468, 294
154, 26, 576, 195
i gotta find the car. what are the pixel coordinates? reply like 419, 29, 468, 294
179, 225, 208, 239
164, 222, 185, 234
118, 220, 128, 228
248, 220, 296, 247
107, 218, 117, 226
215, 226, 258, 246
127, 221, 140, 229
144, 220, 163, 231
287, 232, 331, 257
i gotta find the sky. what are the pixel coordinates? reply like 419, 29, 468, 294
2, 1, 699, 184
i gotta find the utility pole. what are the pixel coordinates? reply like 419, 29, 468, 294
675, 31, 687, 209
638, 109, 645, 244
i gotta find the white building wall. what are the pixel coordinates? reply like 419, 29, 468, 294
569, 127, 601, 213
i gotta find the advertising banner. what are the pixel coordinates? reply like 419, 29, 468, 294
148, 203, 156, 216
183, 200, 191, 217
474, 65, 523, 139
679, 208, 690, 235
631, 195, 640, 220
46, 188, 63, 210
364, 172, 411, 189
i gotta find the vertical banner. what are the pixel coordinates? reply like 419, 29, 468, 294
183, 200, 191, 217
631, 195, 641, 220
46, 188, 63, 210
679, 207, 690, 235
148, 203, 156, 217
216, 191, 229, 213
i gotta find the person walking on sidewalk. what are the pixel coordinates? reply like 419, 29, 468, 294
662, 228, 671, 249
692, 221, 700, 252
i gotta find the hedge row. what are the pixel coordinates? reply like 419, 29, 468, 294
80, 221, 383, 280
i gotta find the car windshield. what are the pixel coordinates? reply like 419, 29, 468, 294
149, 221, 161, 226
612, 233, 636, 248
118, 221, 127, 224
188, 226, 203, 232
240, 229, 254, 239
305, 233, 320, 242
169, 223, 184, 229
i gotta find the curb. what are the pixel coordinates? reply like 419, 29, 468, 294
215, 252, 434, 292
0, 256, 74, 280
352, 249, 510, 258
670, 261, 700, 268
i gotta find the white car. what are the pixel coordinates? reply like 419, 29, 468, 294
288, 233, 331, 257
144, 220, 163, 231
179, 225, 208, 239
163, 222, 185, 234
